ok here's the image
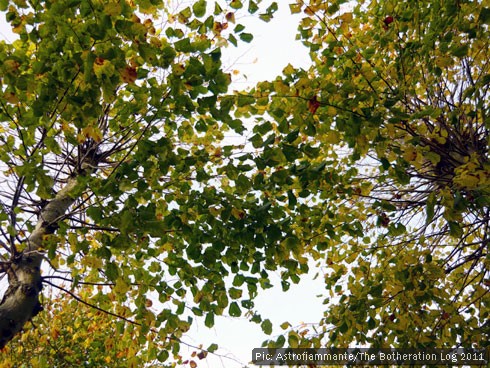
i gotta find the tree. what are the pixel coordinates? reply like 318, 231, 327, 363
0, 286, 168, 367
2, 0, 489, 363
239, 0, 489, 349
0, 0, 293, 362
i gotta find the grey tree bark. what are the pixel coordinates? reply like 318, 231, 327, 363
0, 174, 82, 349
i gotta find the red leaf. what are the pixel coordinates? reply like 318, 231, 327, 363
307, 96, 320, 114
383, 16, 394, 30
95, 57, 105, 65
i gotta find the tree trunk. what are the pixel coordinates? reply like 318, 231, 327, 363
0, 174, 82, 349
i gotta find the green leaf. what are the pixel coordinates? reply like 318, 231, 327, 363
229, 287, 243, 299
235, 174, 252, 193
239, 33, 254, 43
339, 321, 349, 334
228, 33, 238, 46
450, 44, 468, 57
234, 24, 245, 33
230, 0, 242, 10
288, 332, 299, 348
274, 335, 285, 348
229, 302, 242, 317
205, 312, 215, 327
248, 1, 259, 14
369, 284, 383, 298
261, 319, 273, 335
479, 7, 490, 24
448, 221, 463, 237
158, 350, 169, 363
178, 6, 192, 23
213, 2, 222, 15
105, 262, 119, 281
192, 0, 207, 18
426, 192, 436, 224
367, 317, 376, 329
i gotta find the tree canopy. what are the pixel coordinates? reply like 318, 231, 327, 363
0, 0, 289, 364
242, 0, 489, 349
0, 0, 489, 366
0, 286, 173, 367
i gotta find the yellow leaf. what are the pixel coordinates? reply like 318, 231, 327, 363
231, 207, 245, 219
403, 146, 417, 162
93, 57, 114, 78
453, 172, 480, 189
80, 126, 103, 142
339, 12, 353, 23
273, 80, 289, 94
435, 56, 453, 68
104, 1, 121, 16
3, 92, 19, 104
172, 63, 186, 76
208, 207, 222, 217
283, 63, 295, 76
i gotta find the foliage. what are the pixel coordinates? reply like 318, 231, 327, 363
1, 0, 489, 363
0, 0, 286, 363
0, 287, 167, 367
238, 0, 490, 349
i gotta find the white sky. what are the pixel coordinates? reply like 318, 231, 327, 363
222, 2, 311, 88
0, 3, 327, 368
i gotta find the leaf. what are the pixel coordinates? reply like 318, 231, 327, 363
231, 207, 245, 220
229, 287, 243, 299
226, 12, 236, 23
426, 192, 436, 224
245, 1, 257, 14
203, 311, 214, 327
239, 32, 253, 43
450, 44, 469, 57
230, 0, 242, 10
105, 262, 119, 281
288, 332, 299, 348
235, 174, 252, 193
207, 343, 218, 353
448, 221, 463, 237
229, 302, 241, 317
192, 0, 207, 18
261, 319, 273, 335
307, 96, 320, 114
479, 7, 490, 24
289, 3, 302, 14
3, 91, 19, 104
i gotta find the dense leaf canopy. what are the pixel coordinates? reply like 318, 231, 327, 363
243, 0, 489, 349
0, 0, 489, 366
0, 287, 172, 367
0, 0, 287, 364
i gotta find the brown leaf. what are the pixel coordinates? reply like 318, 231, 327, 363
121, 66, 137, 84
197, 351, 207, 360
307, 96, 320, 114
